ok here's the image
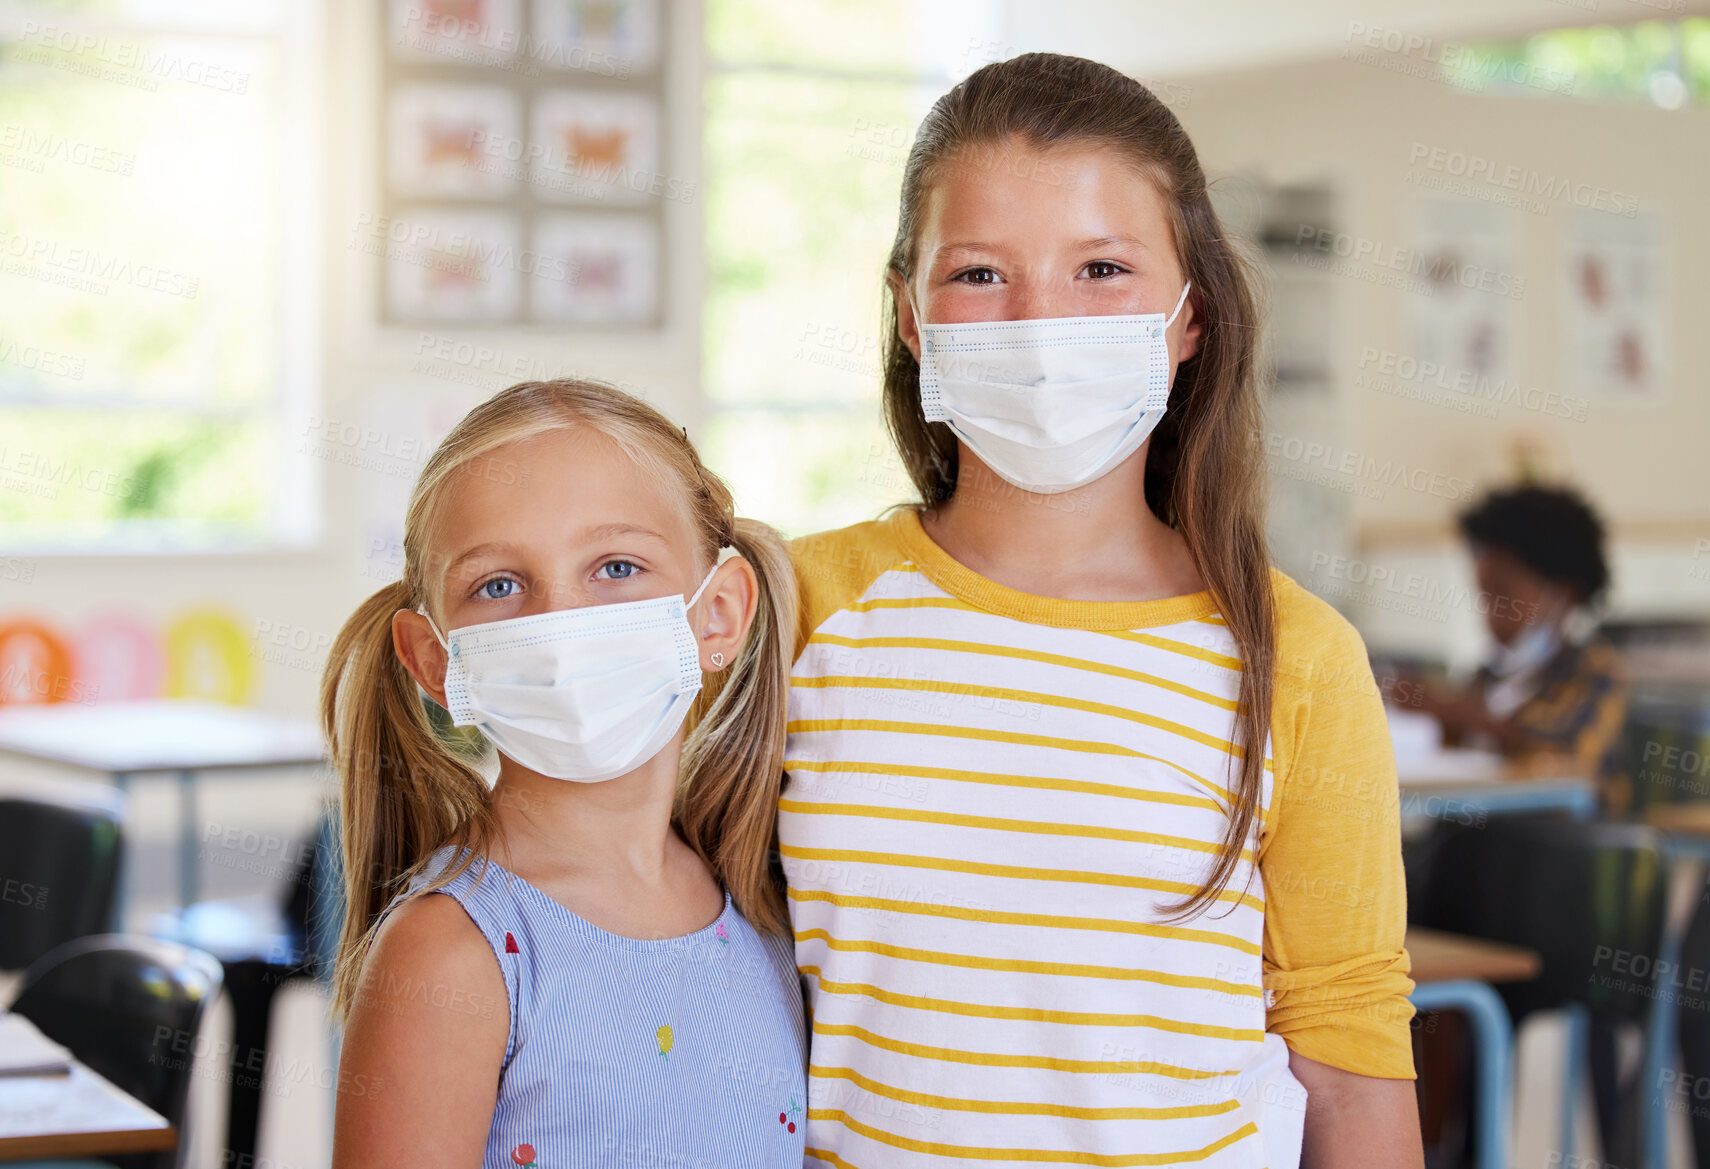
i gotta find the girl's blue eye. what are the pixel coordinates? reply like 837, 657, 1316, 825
600, 561, 639, 581
478, 577, 518, 600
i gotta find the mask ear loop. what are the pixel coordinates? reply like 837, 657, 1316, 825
417, 607, 449, 651
1164, 281, 1192, 327
684, 563, 723, 609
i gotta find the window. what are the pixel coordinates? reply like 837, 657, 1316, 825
1443, 17, 1710, 108
700, 0, 1003, 537
0, 0, 319, 551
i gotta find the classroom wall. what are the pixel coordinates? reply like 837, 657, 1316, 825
1170, 48, 1710, 661
1, 0, 706, 719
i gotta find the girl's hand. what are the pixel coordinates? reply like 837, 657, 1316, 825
332, 893, 509, 1169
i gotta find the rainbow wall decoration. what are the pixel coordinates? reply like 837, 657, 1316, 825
0, 607, 255, 707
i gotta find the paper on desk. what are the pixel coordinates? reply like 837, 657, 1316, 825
1386, 707, 1444, 760
1394, 748, 1509, 785
0, 1060, 169, 1140
0, 1014, 71, 1076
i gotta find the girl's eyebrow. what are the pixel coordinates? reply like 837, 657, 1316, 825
444, 541, 519, 575
581, 521, 668, 543
931, 242, 1005, 265
1075, 235, 1151, 252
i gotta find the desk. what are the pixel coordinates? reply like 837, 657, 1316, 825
1643, 802, 1710, 837
1406, 926, 1541, 985
1398, 749, 1597, 822
1407, 927, 1541, 1169
0, 700, 325, 907
0, 1063, 174, 1161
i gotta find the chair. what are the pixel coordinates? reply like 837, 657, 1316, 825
0, 793, 125, 970
149, 806, 344, 1167
1675, 876, 1710, 1168
10, 934, 223, 1169
1619, 689, 1710, 815
1413, 814, 1673, 1168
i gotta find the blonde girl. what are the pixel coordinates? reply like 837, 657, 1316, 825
780, 55, 1421, 1168
324, 380, 807, 1168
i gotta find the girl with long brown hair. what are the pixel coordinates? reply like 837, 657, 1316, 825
323, 379, 806, 1167
779, 54, 1421, 1167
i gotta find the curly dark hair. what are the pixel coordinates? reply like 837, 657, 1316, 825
1458, 485, 1610, 604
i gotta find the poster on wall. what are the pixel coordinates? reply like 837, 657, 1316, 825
531, 91, 661, 203
530, 213, 657, 324
532, 0, 660, 75
390, 0, 523, 67
1408, 197, 1519, 386
388, 85, 519, 199
1561, 210, 1665, 400
385, 209, 522, 322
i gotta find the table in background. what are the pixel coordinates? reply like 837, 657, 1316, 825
0, 1062, 174, 1162
0, 700, 325, 908
1407, 926, 1541, 1169
1398, 748, 1597, 822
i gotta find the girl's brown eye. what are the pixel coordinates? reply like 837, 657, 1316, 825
956, 268, 997, 285
1085, 262, 1124, 279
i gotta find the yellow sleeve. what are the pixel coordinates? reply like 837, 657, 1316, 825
786, 513, 914, 660
1260, 573, 1416, 1079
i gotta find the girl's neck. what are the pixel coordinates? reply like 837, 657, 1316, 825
923, 444, 1204, 603
486, 742, 684, 885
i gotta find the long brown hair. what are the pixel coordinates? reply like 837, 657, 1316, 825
321, 379, 797, 1017
881, 54, 1273, 919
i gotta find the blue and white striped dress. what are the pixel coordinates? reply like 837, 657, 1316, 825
381, 847, 808, 1168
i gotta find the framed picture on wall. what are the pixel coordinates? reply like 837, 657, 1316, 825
530, 91, 660, 203
530, 213, 657, 324
389, 0, 523, 67
385, 208, 522, 322
531, 0, 659, 76
388, 84, 520, 199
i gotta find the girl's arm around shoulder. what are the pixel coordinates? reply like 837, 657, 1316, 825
333, 892, 509, 1169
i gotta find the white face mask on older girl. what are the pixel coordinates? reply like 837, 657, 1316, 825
916, 282, 1191, 494
421, 566, 717, 783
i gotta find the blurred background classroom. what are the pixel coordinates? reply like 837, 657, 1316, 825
0, 0, 1706, 1167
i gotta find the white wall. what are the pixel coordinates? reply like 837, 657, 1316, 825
1171, 50, 1710, 659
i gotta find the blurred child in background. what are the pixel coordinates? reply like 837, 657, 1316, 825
1415, 484, 1628, 806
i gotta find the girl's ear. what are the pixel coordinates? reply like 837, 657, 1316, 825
392, 609, 450, 708
889, 269, 923, 364
1175, 284, 1203, 365
694, 557, 759, 672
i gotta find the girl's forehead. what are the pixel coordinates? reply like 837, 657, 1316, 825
920, 138, 1174, 242
431, 426, 701, 557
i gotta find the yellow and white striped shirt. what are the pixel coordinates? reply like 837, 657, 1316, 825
780, 509, 1413, 1169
